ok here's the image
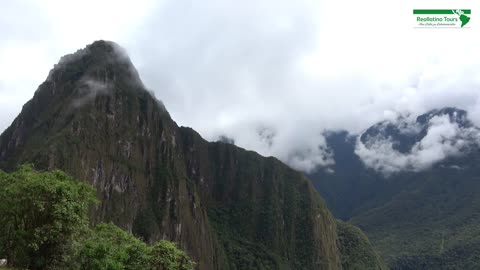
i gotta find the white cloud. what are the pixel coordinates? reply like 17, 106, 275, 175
72, 78, 111, 109
1, 0, 480, 172
355, 115, 480, 175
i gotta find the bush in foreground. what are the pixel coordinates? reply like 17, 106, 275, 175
0, 166, 194, 270
0, 165, 96, 269
73, 223, 195, 270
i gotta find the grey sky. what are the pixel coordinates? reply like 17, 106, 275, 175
1, 0, 480, 172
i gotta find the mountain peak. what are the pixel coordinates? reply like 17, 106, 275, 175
416, 107, 469, 127
86, 39, 121, 51
360, 107, 475, 154
0, 42, 167, 170
45, 40, 143, 91
57, 40, 126, 67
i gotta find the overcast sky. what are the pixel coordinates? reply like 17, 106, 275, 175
1, 0, 480, 172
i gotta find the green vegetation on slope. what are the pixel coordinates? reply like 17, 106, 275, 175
181, 129, 343, 269
351, 162, 480, 269
336, 221, 388, 270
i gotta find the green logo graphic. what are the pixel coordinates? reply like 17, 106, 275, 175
413, 9, 471, 28
453, 10, 471, 27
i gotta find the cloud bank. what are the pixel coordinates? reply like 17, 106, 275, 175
1, 0, 480, 172
355, 114, 480, 175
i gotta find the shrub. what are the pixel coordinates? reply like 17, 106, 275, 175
0, 165, 96, 269
0, 165, 195, 270
150, 241, 195, 270
73, 223, 195, 270
73, 223, 151, 270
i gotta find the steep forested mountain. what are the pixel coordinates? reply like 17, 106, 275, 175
0, 41, 384, 270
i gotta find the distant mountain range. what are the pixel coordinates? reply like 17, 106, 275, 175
310, 107, 480, 269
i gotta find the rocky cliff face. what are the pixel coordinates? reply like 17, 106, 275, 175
181, 127, 341, 269
0, 40, 221, 269
0, 41, 382, 270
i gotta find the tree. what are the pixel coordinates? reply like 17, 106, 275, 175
74, 223, 152, 270
0, 165, 96, 269
73, 223, 195, 270
0, 165, 195, 270
150, 240, 196, 270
